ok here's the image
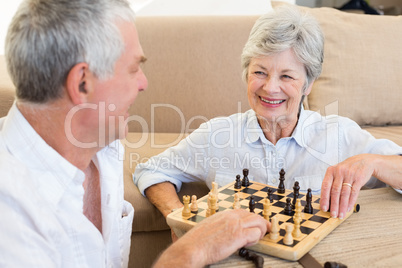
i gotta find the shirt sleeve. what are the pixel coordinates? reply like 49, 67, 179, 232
133, 121, 212, 195
339, 117, 402, 192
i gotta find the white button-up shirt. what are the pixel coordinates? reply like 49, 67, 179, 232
134, 108, 402, 195
0, 104, 133, 267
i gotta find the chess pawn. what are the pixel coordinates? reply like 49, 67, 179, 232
233, 193, 241, 209
190, 195, 198, 212
304, 188, 313, 214
267, 188, 273, 203
262, 198, 271, 221
206, 193, 212, 217
249, 196, 256, 213
234, 174, 242, 189
283, 223, 294, 245
269, 215, 279, 240
242, 168, 249, 187
182, 195, 191, 217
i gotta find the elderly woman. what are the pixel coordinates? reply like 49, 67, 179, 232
134, 5, 402, 223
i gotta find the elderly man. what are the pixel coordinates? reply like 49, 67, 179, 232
0, 0, 268, 267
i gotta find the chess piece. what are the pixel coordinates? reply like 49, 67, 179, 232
284, 197, 293, 215
234, 174, 242, 189
292, 181, 300, 209
190, 195, 198, 212
239, 248, 264, 268
209, 192, 218, 214
304, 188, 313, 214
293, 199, 302, 238
277, 169, 286, 194
182, 195, 191, 217
206, 193, 213, 217
267, 188, 273, 203
233, 193, 241, 209
269, 215, 279, 240
211, 182, 218, 197
249, 196, 255, 213
242, 168, 249, 187
262, 198, 271, 220
283, 223, 294, 245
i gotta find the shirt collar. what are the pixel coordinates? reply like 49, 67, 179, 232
1, 103, 85, 204
244, 107, 307, 147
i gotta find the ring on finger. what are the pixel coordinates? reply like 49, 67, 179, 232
342, 182, 353, 188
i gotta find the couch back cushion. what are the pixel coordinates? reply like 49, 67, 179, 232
131, 16, 258, 133
0, 55, 15, 118
303, 6, 402, 126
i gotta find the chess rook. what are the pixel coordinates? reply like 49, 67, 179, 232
242, 168, 249, 187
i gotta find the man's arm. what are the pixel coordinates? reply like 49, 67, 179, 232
152, 209, 270, 268
144, 181, 183, 218
320, 154, 402, 219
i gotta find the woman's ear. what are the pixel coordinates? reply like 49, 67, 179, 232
65, 63, 90, 104
304, 80, 315, 96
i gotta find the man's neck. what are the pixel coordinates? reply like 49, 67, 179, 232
17, 101, 99, 171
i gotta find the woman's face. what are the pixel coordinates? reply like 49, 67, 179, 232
247, 48, 312, 126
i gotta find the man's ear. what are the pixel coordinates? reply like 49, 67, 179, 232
65, 63, 92, 104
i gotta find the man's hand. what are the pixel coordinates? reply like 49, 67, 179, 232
153, 209, 270, 268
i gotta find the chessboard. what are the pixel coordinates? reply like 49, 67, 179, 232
167, 176, 356, 261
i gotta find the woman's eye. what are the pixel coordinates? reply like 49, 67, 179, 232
254, 71, 266, 77
282, 75, 293, 80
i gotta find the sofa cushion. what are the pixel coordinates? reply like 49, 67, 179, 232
301, 6, 402, 126
131, 16, 258, 133
0, 55, 15, 118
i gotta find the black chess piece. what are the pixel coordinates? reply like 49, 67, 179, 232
249, 196, 255, 213
284, 197, 293, 215
234, 174, 242, 189
304, 188, 313, 214
292, 181, 300, 209
242, 168, 249, 187
277, 169, 286, 194
267, 188, 273, 203
239, 248, 264, 268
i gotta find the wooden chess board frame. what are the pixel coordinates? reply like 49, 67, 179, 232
167, 181, 354, 261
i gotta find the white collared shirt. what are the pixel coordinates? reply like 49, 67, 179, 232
134, 108, 402, 195
0, 104, 133, 267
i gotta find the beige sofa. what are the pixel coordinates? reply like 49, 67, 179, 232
1, 3, 402, 268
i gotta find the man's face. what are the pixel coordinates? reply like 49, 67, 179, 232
90, 21, 147, 145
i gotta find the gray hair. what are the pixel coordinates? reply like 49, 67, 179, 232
241, 5, 324, 89
5, 0, 135, 103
